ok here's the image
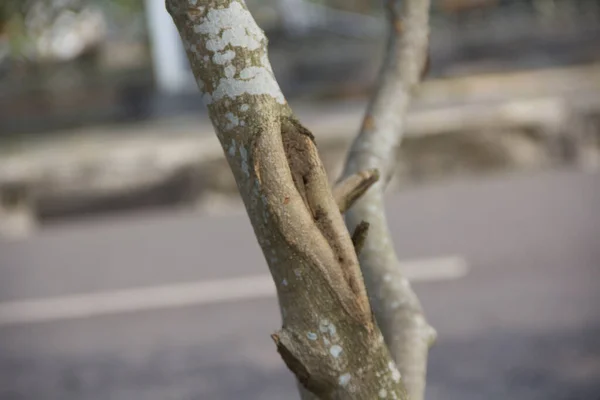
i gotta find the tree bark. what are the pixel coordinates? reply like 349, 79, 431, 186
339, 1, 436, 400
166, 0, 411, 398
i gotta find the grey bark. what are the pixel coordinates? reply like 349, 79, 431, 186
339, 1, 436, 400
166, 0, 412, 398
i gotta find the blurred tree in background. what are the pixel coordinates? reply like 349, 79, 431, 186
0, 0, 146, 69
0, 0, 598, 132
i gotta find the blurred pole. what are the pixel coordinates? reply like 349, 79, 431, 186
144, 0, 191, 93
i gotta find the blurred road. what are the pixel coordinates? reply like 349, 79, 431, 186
0, 169, 599, 400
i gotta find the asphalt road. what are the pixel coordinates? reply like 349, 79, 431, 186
0, 169, 599, 400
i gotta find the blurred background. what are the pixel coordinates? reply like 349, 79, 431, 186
0, 0, 599, 399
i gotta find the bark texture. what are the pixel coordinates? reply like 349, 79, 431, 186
166, 0, 410, 398
339, 1, 436, 400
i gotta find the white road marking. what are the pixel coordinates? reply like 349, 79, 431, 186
400, 255, 469, 281
0, 255, 467, 326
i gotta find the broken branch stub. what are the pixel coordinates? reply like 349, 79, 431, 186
166, 0, 409, 398
351, 221, 370, 257
333, 168, 380, 214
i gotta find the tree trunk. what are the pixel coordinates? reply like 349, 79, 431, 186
166, 0, 414, 398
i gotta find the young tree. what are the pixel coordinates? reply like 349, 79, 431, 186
166, 0, 433, 398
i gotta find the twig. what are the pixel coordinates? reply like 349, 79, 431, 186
333, 168, 380, 214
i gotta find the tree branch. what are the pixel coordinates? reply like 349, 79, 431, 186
333, 168, 380, 214
339, 1, 436, 400
166, 1, 410, 398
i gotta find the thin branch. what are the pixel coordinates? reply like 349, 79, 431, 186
333, 168, 380, 214
167, 1, 410, 398
339, 1, 435, 400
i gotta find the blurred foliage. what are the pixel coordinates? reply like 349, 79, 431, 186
0, 0, 144, 64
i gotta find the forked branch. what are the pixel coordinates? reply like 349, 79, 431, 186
167, 0, 410, 398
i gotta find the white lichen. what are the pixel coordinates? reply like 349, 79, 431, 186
238, 67, 259, 79
338, 373, 351, 387
282, 278, 287, 286
328, 323, 337, 336
194, 2, 263, 52
329, 345, 343, 358
319, 319, 337, 337
307, 332, 318, 341
224, 64, 236, 79
202, 93, 213, 105
319, 319, 330, 333
187, 41, 200, 57
224, 112, 239, 130
294, 269, 301, 277
190, 2, 284, 105
213, 50, 236, 65
379, 389, 388, 398
228, 139, 237, 157
239, 146, 249, 176
388, 361, 401, 382
210, 66, 284, 104
240, 104, 249, 112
